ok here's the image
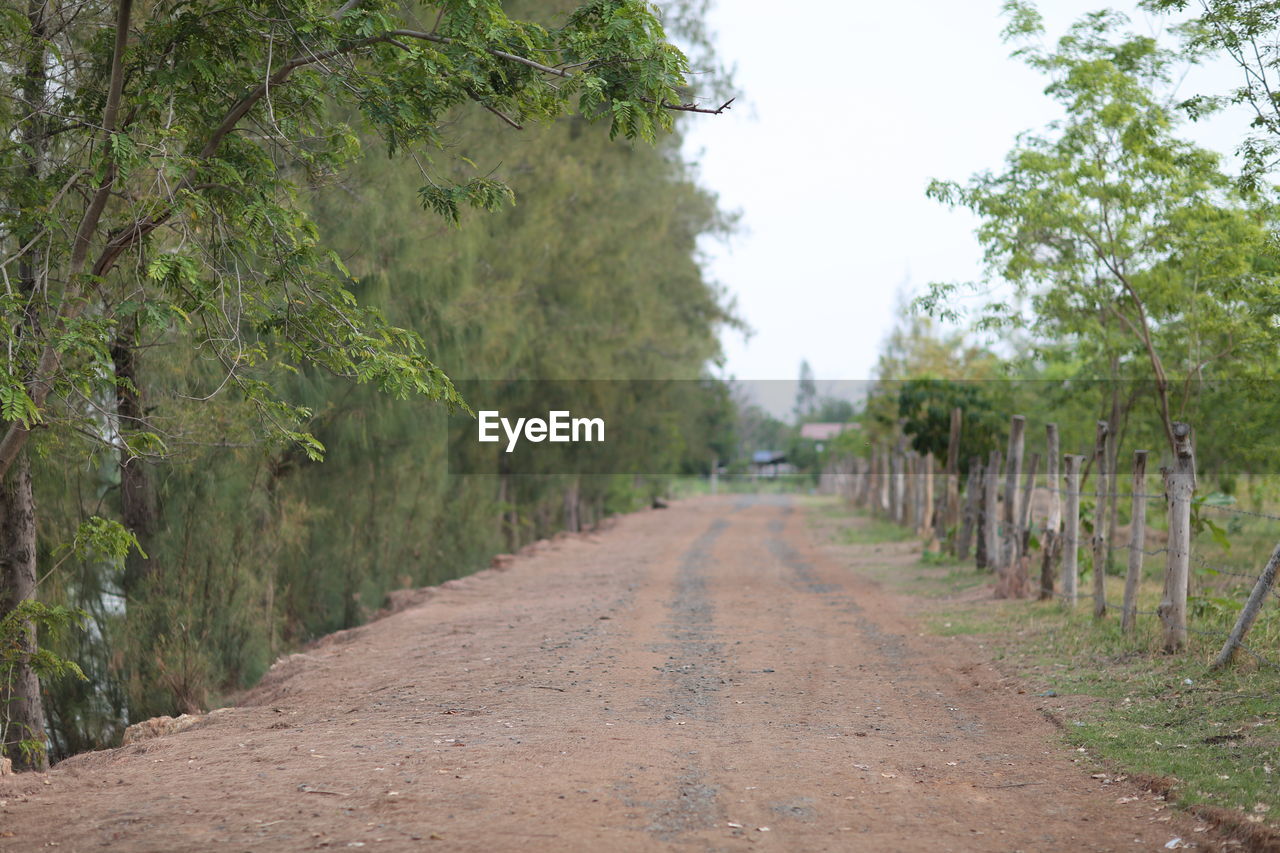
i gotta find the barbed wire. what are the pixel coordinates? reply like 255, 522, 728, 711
1198, 502, 1280, 524
857, 493, 1280, 664
1192, 553, 1257, 584
1037, 487, 1167, 503
1190, 554, 1280, 604
1110, 543, 1170, 558
1045, 591, 1280, 671
850, 448, 1280, 671
864, 479, 1280, 521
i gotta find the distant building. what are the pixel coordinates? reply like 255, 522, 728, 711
799, 422, 856, 442
750, 450, 790, 477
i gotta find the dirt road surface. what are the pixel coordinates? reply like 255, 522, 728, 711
1, 495, 1215, 851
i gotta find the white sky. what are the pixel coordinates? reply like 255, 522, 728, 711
683, 1, 1254, 393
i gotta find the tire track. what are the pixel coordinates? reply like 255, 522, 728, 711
642, 516, 729, 841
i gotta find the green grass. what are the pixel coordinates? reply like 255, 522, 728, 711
829, 514, 917, 545
819, 497, 1280, 830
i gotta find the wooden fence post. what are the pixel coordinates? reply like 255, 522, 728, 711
869, 448, 880, 513
1063, 454, 1083, 606
974, 461, 988, 569
1092, 420, 1110, 619
945, 407, 962, 550
915, 451, 927, 533
958, 456, 980, 561
1210, 542, 1280, 670
868, 448, 877, 513
1002, 415, 1026, 579
1040, 424, 1061, 601
904, 450, 918, 530
983, 449, 1001, 574
1159, 422, 1196, 652
889, 445, 899, 522
879, 447, 891, 515
1121, 450, 1148, 633
921, 452, 935, 541
891, 437, 906, 524
1012, 452, 1040, 599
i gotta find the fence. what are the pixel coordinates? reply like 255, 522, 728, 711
822, 412, 1280, 671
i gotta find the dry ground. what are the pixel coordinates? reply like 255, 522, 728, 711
0, 495, 1222, 851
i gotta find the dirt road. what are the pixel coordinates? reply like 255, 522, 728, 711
1, 495, 1212, 851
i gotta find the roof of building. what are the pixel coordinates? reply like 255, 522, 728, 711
799, 422, 855, 441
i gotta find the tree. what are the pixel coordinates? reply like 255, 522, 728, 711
1144, 0, 1280, 190
920, 3, 1277, 456
896, 379, 1003, 464
0, 0, 723, 769
863, 296, 1002, 449
794, 360, 817, 422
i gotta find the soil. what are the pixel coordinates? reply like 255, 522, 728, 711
0, 495, 1227, 851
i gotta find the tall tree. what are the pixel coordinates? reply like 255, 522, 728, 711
1144, 0, 1280, 190
30, 16, 739, 754
919, 3, 1277, 455
794, 360, 817, 421
0, 0, 723, 768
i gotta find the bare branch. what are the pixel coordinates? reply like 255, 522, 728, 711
655, 96, 734, 115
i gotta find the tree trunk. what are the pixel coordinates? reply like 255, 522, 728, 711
944, 407, 962, 551
1103, 382, 1120, 576
957, 456, 980, 562
982, 450, 1001, 574
1001, 416, 1026, 579
497, 469, 511, 548
112, 326, 158, 594
1159, 423, 1196, 652
920, 452, 935, 543
0, 451, 46, 771
904, 451, 918, 531
895, 424, 909, 523
1210, 542, 1280, 670
563, 478, 580, 533
1, 1, 50, 771
875, 448, 886, 514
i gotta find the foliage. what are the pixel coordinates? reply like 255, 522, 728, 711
919, 2, 1280, 454
26, 17, 737, 753
896, 378, 1004, 464
1143, 0, 1280, 190
55, 517, 143, 569
0, 0, 708, 472
0, 0, 737, 760
1, 601, 87, 763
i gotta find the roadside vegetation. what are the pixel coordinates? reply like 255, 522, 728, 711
815, 498, 1280, 838
0, 0, 740, 768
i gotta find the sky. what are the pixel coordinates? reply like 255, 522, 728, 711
682, 0, 1253, 402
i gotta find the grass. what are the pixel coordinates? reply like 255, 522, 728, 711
816, 496, 1280, 834
668, 474, 815, 498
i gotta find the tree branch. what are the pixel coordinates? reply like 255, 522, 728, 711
0, 16, 722, 478
654, 96, 734, 115
0, 0, 133, 480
